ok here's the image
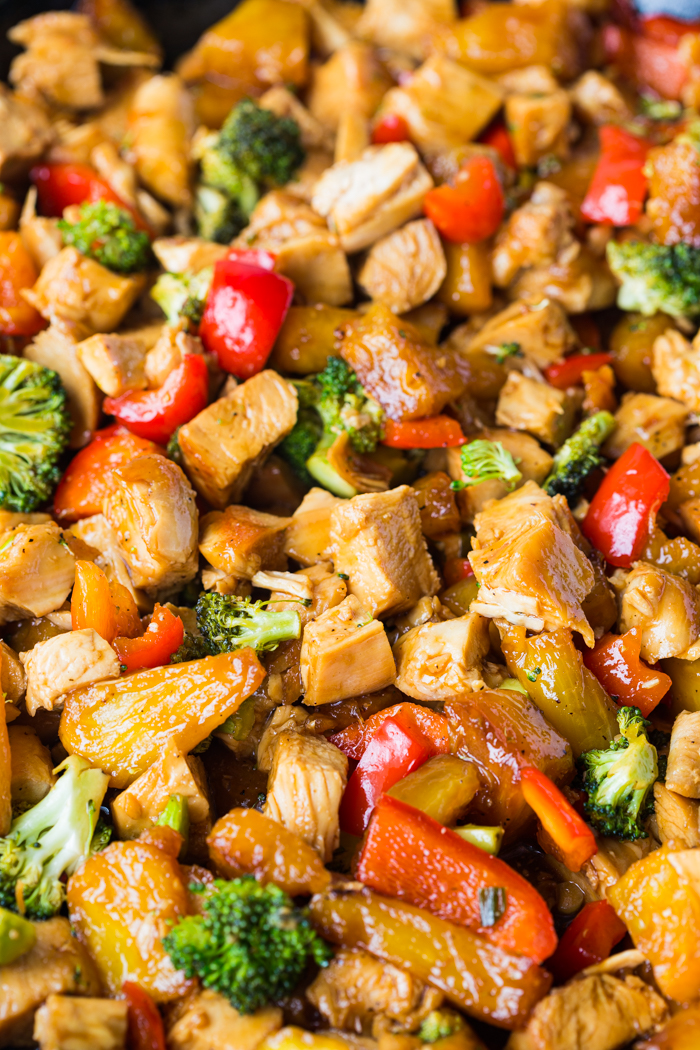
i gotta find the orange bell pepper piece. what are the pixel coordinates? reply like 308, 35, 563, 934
114, 604, 184, 673
381, 416, 466, 449
521, 767, 597, 872
110, 579, 142, 640
583, 627, 671, 718
0, 232, 46, 337
123, 982, 166, 1050
72, 561, 118, 643
330, 702, 452, 761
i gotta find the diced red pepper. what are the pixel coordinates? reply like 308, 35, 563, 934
30, 163, 149, 230
443, 558, 474, 588
199, 257, 294, 378
330, 702, 452, 762
424, 156, 504, 244
582, 442, 670, 568
123, 982, 166, 1050
339, 713, 433, 836
356, 794, 558, 963
104, 355, 209, 446
545, 352, 613, 389
371, 114, 410, 144
479, 121, 517, 169
581, 125, 651, 227
381, 416, 466, 449
582, 627, 671, 717
547, 900, 627, 983
521, 767, 597, 872
0, 232, 46, 338
603, 23, 690, 101
642, 14, 700, 45
114, 604, 184, 674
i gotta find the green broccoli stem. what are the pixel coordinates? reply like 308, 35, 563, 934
543, 410, 616, 501
156, 794, 190, 856
196, 593, 301, 655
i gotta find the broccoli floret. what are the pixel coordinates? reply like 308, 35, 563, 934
162, 876, 332, 1013
196, 593, 301, 654
194, 184, 246, 244
606, 240, 700, 318
151, 268, 213, 328
0, 756, 109, 919
58, 200, 151, 274
170, 632, 213, 664
451, 440, 522, 492
419, 1010, 466, 1043
277, 408, 323, 488
543, 410, 616, 502
0, 356, 72, 512
580, 706, 658, 840
199, 99, 305, 226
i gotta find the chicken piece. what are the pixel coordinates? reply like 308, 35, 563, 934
199, 506, 288, 582
447, 432, 553, 523
76, 332, 147, 398
357, 0, 455, 57
0, 86, 53, 181
34, 995, 127, 1050
127, 74, 194, 208
102, 455, 198, 595
25, 323, 101, 449
467, 299, 575, 371
358, 219, 446, 314
496, 371, 576, 447
111, 738, 210, 840
19, 187, 63, 271
179, 370, 298, 508
236, 191, 352, 307
8, 724, 55, 811
257, 705, 315, 773
151, 236, 228, 275
331, 486, 440, 617
301, 594, 396, 706
20, 628, 120, 717
23, 247, 145, 334
308, 948, 443, 1035
0, 641, 26, 705
653, 782, 700, 849
581, 837, 655, 899
341, 303, 464, 421
470, 516, 595, 646
307, 42, 392, 132
492, 181, 577, 289
259, 85, 331, 151
378, 54, 503, 153
505, 87, 571, 169
284, 488, 342, 566
334, 110, 370, 164
507, 974, 667, 1050
569, 70, 631, 125
652, 327, 700, 412
144, 325, 204, 389
269, 563, 347, 629
167, 991, 282, 1050
666, 710, 700, 798
393, 612, 490, 700
603, 392, 688, 462
312, 143, 434, 253
9, 13, 104, 108
618, 562, 700, 663
0, 522, 75, 625
511, 243, 617, 315
0, 917, 101, 1048
263, 730, 348, 860
69, 513, 145, 609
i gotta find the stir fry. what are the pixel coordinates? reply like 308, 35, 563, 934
1, 0, 700, 1047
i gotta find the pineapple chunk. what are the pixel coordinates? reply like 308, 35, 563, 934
496, 371, 576, 447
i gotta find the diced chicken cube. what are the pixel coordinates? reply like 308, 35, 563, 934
473, 480, 572, 549
199, 506, 288, 581
269, 563, 347, 629
358, 0, 455, 58
179, 370, 298, 508
653, 782, 700, 849
378, 54, 503, 152
257, 705, 315, 774
20, 187, 62, 270
312, 143, 433, 253
103, 455, 199, 595
8, 725, 55, 811
496, 372, 576, 447
308, 42, 391, 132
69, 513, 145, 608
0, 917, 101, 1047
470, 516, 595, 646
144, 325, 203, 389
666, 710, 700, 799
76, 332, 147, 397
492, 182, 577, 289
394, 612, 490, 700
22, 248, 146, 333
0, 86, 53, 181
652, 327, 700, 412
152, 236, 228, 274
9, 13, 104, 109
0, 522, 75, 625
505, 87, 571, 168
263, 730, 348, 860
467, 299, 576, 370
167, 991, 282, 1050
603, 392, 688, 461
20, 628, 120, 717
34, 995, 127, 1050
618, 563, 700, 663
582, 836, 656, 899
300, 594, 396, 705
570, 70, 632, 125
331, 486, 440, 617
284, 488, 342, 566
25, 323, 101, 449
447, 432, 553, 523
127, 74, 194, 208
111, 738, 210, 839
358, 218, 446, 314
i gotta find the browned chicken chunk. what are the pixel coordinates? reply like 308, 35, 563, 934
394, 612, 490, 700
20, 628, 120, 716
666, 710, 700, 798
358, 219, 446, 314
618, 562, 700, 662
199, 505, 289, 583
33, 995, 128, 1050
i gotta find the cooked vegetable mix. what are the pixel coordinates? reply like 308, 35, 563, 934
2, 0, 700, 1046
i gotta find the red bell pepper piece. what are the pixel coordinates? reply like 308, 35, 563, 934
603, 23, 690, 100
582, 443, 670, 568
581, 125, 651, 227
330, 702, 452, 762
381, 416, 466, 449
339, 713, 432, 836
582, 627, 671, 717
199, 257, 294, 378
479, 121, 517, 169
114, 604, 184, 673
104, 355, 209, 445
424, 155, 504, 244
547, 900, 627, 983
371, 114, 410, 144
521, 768, 597, 872
30, 163, 148, 229
123, 982, 166, 1050
642, 14, 700, 45
443, 558, 474, 588
0, 232, 46, 338
545, 352, 613, 390
356, 794, 558, 963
